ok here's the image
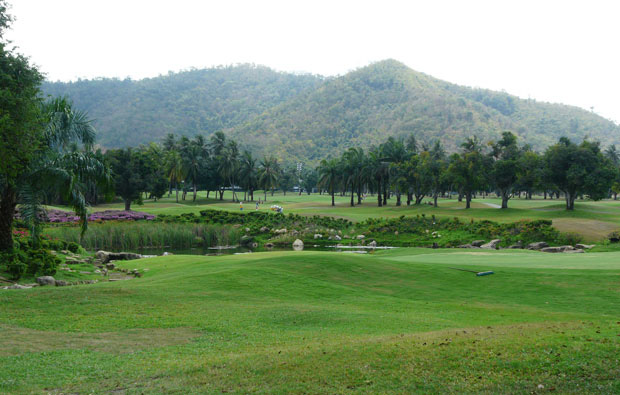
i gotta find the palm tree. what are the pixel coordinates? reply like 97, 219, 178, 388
259, 156, 280, 201
318, 158, 340, 206
183, 143, 203, 202
343, 148, 366, 206
218, 141, 240, 202
239, 150, 258, 201
17, 97, 110, 245
166, 150, 185, 203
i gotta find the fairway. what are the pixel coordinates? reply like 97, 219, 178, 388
1, 249, 618, 393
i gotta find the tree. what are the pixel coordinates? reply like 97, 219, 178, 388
165, 150, 185, 203
448, 150, 488, 209
278, 167, 296, 196
0, 3, 44, 250
544, 138, 616, 210
517, 150, 543, 199
489, 131, 521, 209
318, 158, 340, 206
239, 150, 258, 201
258, 156, 280, 201
106, 148, 145, 211
218, 141, 240, 202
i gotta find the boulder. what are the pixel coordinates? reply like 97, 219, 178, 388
575, 243, 594, 250
314, 234, 322, 239
274, 228, 287, 235
368, 240, 377, 248
471, 240, 486, 247
527, 242, 548, 250
457, 244, 474, 248
162, 252, 173, 256
36, 276, 56, 286
334, 235, 342, 241
259, 226, 269, 233
480, 239, 501, 249
55, 280, 69, 287
356, 235, 365, 240
106, 263, 116, 270
292, 239, 304, 251
95, 250, 110, 263
264, 242, 275, 248
565, 249, 584, 253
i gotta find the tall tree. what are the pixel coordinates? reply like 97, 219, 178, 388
258, 156, 280, 201
0, 2, 44, 250
318, 158, 340, 206
489, 131, 521, 209
106, 148, 146, 211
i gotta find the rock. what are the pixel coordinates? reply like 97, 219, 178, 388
95, 250, 110, 263
55, 280, 69, 287
394, 231, 399, 236
36, 276, 56, 286
356, 235, 365, 240
334, 235, 342, 241
480, 239, 501, 249
368, 240, 377, 248
457, 244, 476, 249
314, 234, 322, 239
541, 245, 583, 253
162, 252, 173, 256
264, 242, 275, 248
274, 228, 287, 235
343, 235, 351, 239
244, 227, 250, 232
471, 240, 486, 247
292, 239, 304, 251
106, 263, 116, 270
260, 226, 269, 233
527, 242, 548, 250
575, 243, 594, 250
250, 242, 258, 248
94, 270, 102, 274
565, 249, 584, 253
508, 244, 523, 249
3, 284, 31, 289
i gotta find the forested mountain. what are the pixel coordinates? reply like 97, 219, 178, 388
42, 64, 323, 147
42, 60, 620, 162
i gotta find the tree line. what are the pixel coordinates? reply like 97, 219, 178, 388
101, 130, 618, 213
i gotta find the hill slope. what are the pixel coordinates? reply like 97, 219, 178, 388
42, 60, 620, 160
230, 60, 620, 161
42, 64, 323, 147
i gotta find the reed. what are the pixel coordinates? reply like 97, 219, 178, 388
45, 222, 242, 251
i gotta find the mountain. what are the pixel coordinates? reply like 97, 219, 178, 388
42, 60, 620, 162
42, 64, 324, 147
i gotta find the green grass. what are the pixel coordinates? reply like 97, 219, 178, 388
50, 191, 620, 241
1, 249, 618, 393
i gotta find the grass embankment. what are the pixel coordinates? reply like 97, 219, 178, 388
1, 249, 618, 393
52, 191, 620, 241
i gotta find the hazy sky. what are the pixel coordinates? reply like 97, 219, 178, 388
7, 0, 620, 122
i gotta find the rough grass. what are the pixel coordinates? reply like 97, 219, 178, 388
0, 249, 618, 393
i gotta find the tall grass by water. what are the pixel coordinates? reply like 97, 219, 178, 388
44, 222, 243, 251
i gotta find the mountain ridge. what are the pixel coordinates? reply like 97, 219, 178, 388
42, 59, 620, 162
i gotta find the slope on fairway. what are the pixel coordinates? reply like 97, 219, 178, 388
0, 250, 618, 393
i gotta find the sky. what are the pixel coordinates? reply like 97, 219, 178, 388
7, 0, 620, 123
